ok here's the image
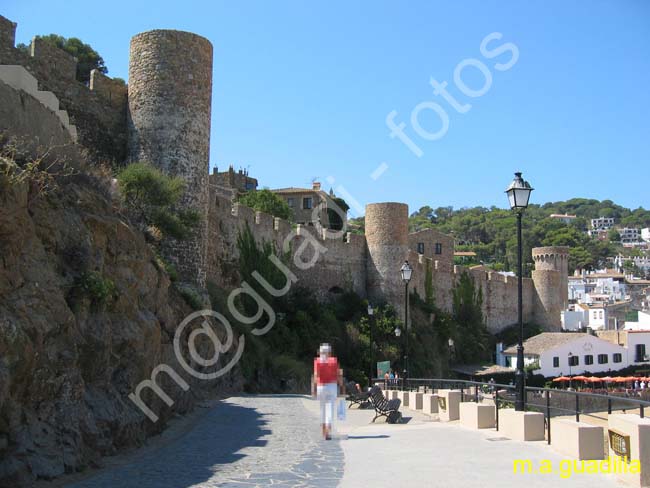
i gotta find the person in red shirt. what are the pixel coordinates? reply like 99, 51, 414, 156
312, 343, 343, 440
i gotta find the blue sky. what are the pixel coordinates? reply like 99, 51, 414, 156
4, 0, 649, 215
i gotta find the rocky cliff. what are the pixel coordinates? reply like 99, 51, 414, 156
0, 147, 242, 486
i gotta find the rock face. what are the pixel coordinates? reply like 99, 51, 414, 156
0, 161, 242, 486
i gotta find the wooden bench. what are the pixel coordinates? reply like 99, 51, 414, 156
346, 381, 371, 408
369, 386, 402, 423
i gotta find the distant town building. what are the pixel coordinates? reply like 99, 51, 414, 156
614, 254, 650, 277
590, 217, 615, 231
623, 311, 650, 331
549, 213, 577, 224
568, 271, 627, 303
642, 228, 650, 243
620, 227, 641, 244
209, 165, 258, 199
272, 182, 341, 228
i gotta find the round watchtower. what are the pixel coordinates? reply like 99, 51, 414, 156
127, 29, 213, 286
531, 246, 569, 331
365, 203, 409, 317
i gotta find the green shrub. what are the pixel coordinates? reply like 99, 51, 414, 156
74, 271, 116, 308
177, 285, 203, 311
237, 188, 291, 220
152, 253, 178, 282
117, 162, 199, 240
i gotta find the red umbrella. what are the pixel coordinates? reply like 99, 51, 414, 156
601, 376, 614, 382
586, 376, 602, 383
572, 375, 589, 382
613, 376, 633, 383
552, 376, 570, 382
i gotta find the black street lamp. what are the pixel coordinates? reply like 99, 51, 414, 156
568, 352, 573, 389
400, 260, 413, 384
505, 172, 533, 411
367, 303, 374, 384
394, 325, 401, 388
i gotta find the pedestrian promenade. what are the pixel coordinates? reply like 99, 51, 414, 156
65, 395, 624, 487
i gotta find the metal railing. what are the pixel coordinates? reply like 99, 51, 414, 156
374, 377, 650, 444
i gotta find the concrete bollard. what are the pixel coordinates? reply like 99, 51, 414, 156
552, 419, 604, 460
608, 414, 650, 487
398, 390, 410, 408
437, 389, 461, 421
422, 394, 439, 415
498, 409, 545, 441
408, 392, 423, 410
384, 390, 397, 400
459, 402, 496, 429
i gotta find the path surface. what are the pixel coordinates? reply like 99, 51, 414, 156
67, 395, 627, 488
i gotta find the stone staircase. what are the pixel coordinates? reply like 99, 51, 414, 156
0, 64, 77, 141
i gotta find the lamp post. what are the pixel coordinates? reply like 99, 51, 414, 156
505, 171, 534, 411
394, 325, 401, 388
368, 303, 374, 384
568, 352, 573, 389
400, 260, 413, 384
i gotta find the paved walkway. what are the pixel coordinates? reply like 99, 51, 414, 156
66, 395, 627, 488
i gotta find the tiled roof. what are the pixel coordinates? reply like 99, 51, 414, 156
271, 187, 327, 196
503, 332, 590, 356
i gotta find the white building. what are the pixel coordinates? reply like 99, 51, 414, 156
561, 309, 589, 331
550, 213, 577, 224
620, 227, 641, 244
642, 228, 650, 243
503, 332, 628, 377
591, 217, 615, 231
568, 273, 627, 303
624, 311, 650, 331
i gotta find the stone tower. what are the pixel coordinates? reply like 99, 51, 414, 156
365, 203, 410, 318
127, 29, 213, 287
531, 246, 569, 331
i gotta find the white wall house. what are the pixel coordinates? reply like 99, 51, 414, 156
561, 309, 589, 331
625, 311, 650, 331
591, 217, 615, 230
550, 213, 577, 224
621, 227, 641, 244
642, 228, 650, 243
503, 332, 628, 377
568, 273, 627, 304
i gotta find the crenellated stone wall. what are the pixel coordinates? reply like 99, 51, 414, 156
403, 250, 535, 333
206, 191, 368, 300
0, 15, 128, 163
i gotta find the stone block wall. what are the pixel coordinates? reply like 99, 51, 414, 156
0, 15, 16, 48
0, 15, 128, 163
206, 191, 367, 298
408, 228, 454, 272
90, 69, 127, 108
404, 248, 535, 333
30, 37, 77, 81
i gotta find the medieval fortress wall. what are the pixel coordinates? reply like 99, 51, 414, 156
0, 16, 127, 162
0, 15, 568, 333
